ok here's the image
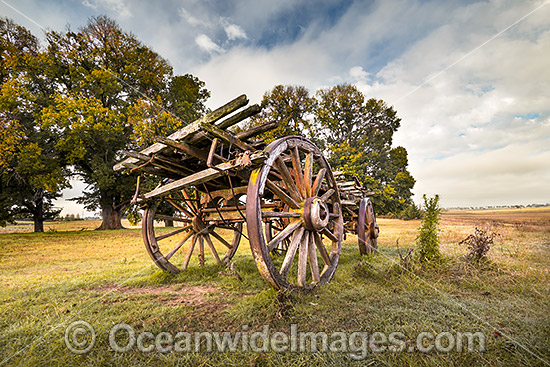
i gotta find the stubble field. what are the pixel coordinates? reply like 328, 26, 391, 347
0, 207, 549, 366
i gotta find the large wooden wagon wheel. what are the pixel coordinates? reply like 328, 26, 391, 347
247, 136, 344, 291
357, 198, 379, 255
142, 188, 242, 273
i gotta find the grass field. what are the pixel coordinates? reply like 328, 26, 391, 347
0, 208, 549, 366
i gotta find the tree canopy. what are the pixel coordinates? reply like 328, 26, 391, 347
1, 16, 210, 230
0, 17, 66, 231
247, 84, 415, 215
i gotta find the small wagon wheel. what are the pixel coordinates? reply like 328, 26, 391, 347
357, 198, 379, 255
142, 188, 242, 273
247, 136, 344, 291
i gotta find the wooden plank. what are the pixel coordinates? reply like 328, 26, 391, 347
154, 136, 210, 161
121, 163, 180, 179
143, 152, 266, 199
200, 122, 255, 151
236, 121, 278, 141
122, 151, 191, 176
114, 95, 248, 171
216, 104, 261, 130
262, 211, 301, 218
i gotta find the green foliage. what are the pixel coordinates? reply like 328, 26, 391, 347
1, 16, 209, 230
0, 17, 67, 231
416, 194, 441, 263
315, 84, 414, 215
398, 202, 423, 220
245, 85, 316, 144
38, 16, 209, 229
247, 83, 415, 215
125, 205, 142, 226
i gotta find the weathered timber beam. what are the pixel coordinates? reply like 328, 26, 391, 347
122, 151, 191, 177
143, 152, 266, 200
216, 104, 261, 130
185, 104, 261, 145
154, 136, 224, 162
114, 95, 248, 171
235, 121, 279, 141
200, 122, 254, 152
121, 163, 180, 179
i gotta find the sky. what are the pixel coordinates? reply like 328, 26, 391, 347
1, 0, 549, 214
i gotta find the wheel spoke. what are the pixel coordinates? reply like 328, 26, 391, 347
204, 233, 221, 264
280, 227, 305, 278
198, 235, 205, 266
312, 168, 327, 196
210, 229, 234, 249
321, 227, 338, 243
156, 225, 192, 241
165, 230, 194, 260
275, 157, 303, 202
297, 230, 309, 287
320, 188, 335, 202
268, 220, 302, 251
166, 198, 195, 219
181, 189, 199, 215
313, 231, 332, 267
266, 180, 300, 209
182, 234, 197, 270
304, 152, 313, 197
290, 146, 305, 197
307, 231, 320, 283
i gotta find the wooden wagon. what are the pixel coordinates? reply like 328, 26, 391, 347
114, 95, 379, 291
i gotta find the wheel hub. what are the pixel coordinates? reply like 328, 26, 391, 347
192, 215, 206, 232
303, 197, 330, 231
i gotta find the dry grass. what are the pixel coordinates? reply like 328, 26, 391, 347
0, 207, 549, 366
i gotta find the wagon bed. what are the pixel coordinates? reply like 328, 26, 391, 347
115, 95, 378, 291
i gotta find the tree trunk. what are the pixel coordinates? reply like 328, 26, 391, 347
33, 189, 44, 233
97, 203, 125, 230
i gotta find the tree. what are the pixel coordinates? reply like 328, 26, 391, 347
416, 194, 441, 263
39, 16, 209, 229
245, 85, 316, 144
315, 84, 414, 214
0, 17, 66, 232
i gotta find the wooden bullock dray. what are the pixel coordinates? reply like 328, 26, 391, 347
114, 95, 379, 291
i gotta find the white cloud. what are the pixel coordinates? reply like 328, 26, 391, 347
224, 23, 247, 41
5, 0, 549, 210
195, 34, 222, 54
81, 0, 132, 18
192, 0, 550, 206
178, 7, 204, 27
